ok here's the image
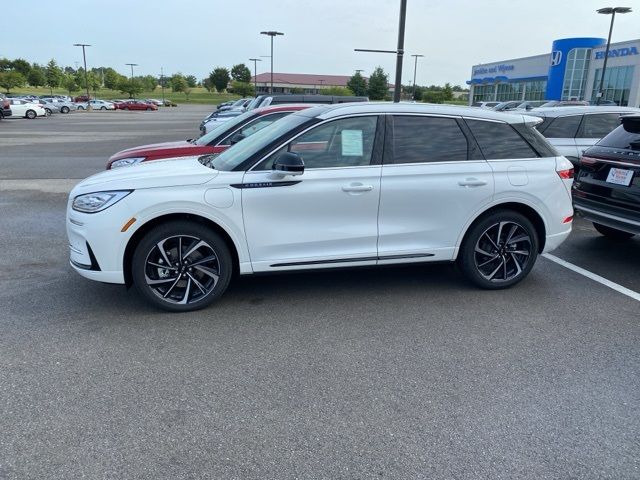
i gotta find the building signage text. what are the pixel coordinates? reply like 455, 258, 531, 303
473, 64, 515, 77
594, 47, 639, 59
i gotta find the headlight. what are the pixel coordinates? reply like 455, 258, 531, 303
72, 190, 132, 213
110, 157, 146, 169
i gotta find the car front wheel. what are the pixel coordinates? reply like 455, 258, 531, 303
26, 109, 37, 119
61, 106, 70, 113
593, 222, 635, 240
458, 210, 538, 289
132, 221, 233, 312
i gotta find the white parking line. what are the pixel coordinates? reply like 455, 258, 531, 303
543, 253, 640, 302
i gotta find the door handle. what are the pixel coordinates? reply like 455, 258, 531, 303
458, 178, 487, 187
342, 184, 373, 193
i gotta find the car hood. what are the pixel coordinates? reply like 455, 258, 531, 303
73, 156, 218, 194
109, 140, 193, 160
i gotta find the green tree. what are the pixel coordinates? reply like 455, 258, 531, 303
139, 75, 158, 91
421, 90, 445, 104
202, 78, 214, 92
87, 71, 101, 95
183, 86, 192, 100
0, 71, 25, 93
27, 67, 46, 88
62, 74, 79, 95
442, 82, 453, 101
321, 86, 353, 96
231, 64, 251, 83
367, 66, 388, 100
169, 73, 187, 93
117, 77, 143, 98
230, 80, 254, 97
0, 58, 12, 71
103, 68, 124, 90
185, 75, 197, 88
209, 67, 230, 93
347, 72, 368, 97
45, 59, 63, 94
11, 58, 31, 77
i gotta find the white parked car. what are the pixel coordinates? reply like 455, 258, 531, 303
8, 99, 47, 119
525, 106, 640, 166
67, 103, 574, 311
76, 100, 116, 110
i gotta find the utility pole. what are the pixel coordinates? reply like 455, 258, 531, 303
125, 63, 138, 99
160, 67, 165, 106
73, 43, 91, 109
411, 54, 424, 100
249, 58, 262, 97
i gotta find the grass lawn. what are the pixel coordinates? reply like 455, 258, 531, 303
9, 86, 240, 105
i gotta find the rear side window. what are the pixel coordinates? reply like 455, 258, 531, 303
466, 119, 538, 159
578, 113, 621, 139
540, 115, 582, 138
392, 116, 468, 163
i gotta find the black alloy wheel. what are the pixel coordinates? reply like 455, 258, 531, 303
132, 221, 232, 312
459, 210, 538, 289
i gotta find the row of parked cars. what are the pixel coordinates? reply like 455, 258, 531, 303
0, 94, 171, 120
66, 93, 640, 312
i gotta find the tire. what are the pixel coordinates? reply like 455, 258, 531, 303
593, 222, 635, 240
26, 109, 37, 119
131, 221, 233, 312
100, 106, 106, 110
61, 106, 70, 114
146, 107, 152, 111
78, 106, 85, 110
458, 210, 539, 289
45, 108, 52, 116
123, 106, 129, 110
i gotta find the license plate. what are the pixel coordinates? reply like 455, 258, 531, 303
606, 167, 634, 186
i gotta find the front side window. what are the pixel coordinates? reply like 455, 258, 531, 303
257, 116, 378, 170
579, 113, 622, 139
541, 115, 582, 138
466, 119, 538, 159
392, 116, 468, 163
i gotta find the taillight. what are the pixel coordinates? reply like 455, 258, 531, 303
562, 215, 573, 224
557, 168, 574, 179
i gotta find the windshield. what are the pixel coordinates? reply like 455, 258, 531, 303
210, 112, 313, 171
244, 97, 261, 111
195, 111, 258, 145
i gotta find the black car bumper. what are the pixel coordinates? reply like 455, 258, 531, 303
573, 196, 640, 235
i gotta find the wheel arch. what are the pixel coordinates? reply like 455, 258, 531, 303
458, 202, 547, 255
122, 212, 241, 288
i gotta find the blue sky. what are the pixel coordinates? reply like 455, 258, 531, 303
2, 0, 638, 86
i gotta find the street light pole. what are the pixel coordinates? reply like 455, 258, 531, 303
73, 43, 91, 110
249, 58, 262, 96
260, 31, 284, 94
595, 6, 632, 105
411, 54, 424, 101
354, 0, 408, 103
160, 67, 165, 106
125, 63, 138, 99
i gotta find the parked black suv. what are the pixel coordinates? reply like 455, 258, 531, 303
573, 115, 640, 239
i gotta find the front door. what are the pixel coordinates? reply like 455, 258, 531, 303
241, 115, 383, 271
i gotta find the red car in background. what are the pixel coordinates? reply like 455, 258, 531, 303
114, 100, 158, 111
106, 104, 311, 169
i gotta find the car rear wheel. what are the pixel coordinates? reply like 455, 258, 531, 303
61, 106, 70, 114
458, 210, 538, 289
26, 109, 37, 119
100, 106, 106, 110
77, 106, 85, 110
132, 221, 233, 312
593, 222, 635, 240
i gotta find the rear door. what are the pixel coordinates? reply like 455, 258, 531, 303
377, 114, 494, 263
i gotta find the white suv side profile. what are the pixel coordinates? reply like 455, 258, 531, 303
67, 103, 574, 311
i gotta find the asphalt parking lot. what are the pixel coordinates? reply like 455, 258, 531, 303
1, 106, 639, 479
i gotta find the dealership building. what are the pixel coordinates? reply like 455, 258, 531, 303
468, 37, 640, 107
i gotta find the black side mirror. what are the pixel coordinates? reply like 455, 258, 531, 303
230, 133, 246, 145
273, 152, 304, 176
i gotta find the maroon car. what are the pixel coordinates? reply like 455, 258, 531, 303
115, 100, 157, 111
107, 104, 311, 169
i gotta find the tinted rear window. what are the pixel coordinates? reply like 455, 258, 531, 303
579, 113, 622, 139
466, 119, 538, 159
597, 124, 640, 150
392, 116, 468, 163
541, 115, 582, 138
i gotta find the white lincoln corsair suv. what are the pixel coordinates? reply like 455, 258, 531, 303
67, 103, 574, 311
